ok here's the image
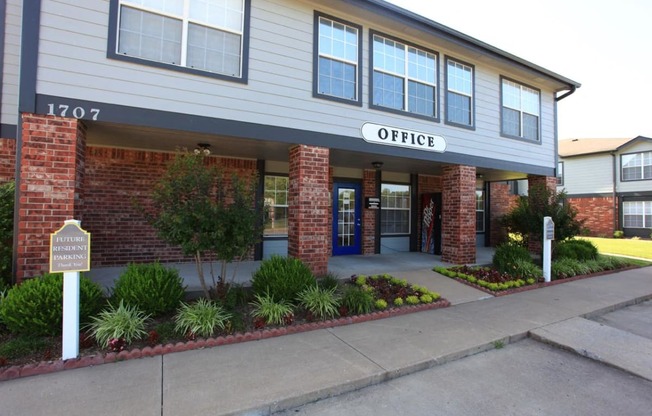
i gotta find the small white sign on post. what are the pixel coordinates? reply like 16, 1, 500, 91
50, 219, 91, 360
542, 216, 554, 282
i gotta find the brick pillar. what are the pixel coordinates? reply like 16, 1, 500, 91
16, 114, 86, 281
441, 165, 476, 264
527, 175, 557, 254
288, 145, 329, 276
489, 182, 518, 246
0, 138, 16, 183
362, 169, 377, 254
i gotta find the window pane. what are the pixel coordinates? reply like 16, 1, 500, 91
132, 0, 184, 15
408, 81, 435, 117
187, 23, 241, 75
522, 87, 540, 115
381, 184, 410, 235
502, 80, 520, 109
373, 35, 405, 75
448, 61, 472, 95
447, 91, 471, 125
374, 71, 404, 110
502, 107, 520, 137
118, 6, 182, 64
523, 113, 539, 140
264, 176, 289, 236
190, 0, 243, 32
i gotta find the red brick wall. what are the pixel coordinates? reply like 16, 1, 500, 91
16, 114, 86, 280
417, 174, 442, 251
83, 147, 258, 266
489, 182, 518, 246
288, 145, 329, 275
0, 138, 16, 183
566, 196, 616, 237
441, 165, 476, 264
362, 169, 377, 254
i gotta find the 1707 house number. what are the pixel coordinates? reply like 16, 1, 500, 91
47, 103, 100, 120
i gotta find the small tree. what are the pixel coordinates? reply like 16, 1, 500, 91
500, 183, 584, 251
147, 152, 262, 298
0, 181, 15, 288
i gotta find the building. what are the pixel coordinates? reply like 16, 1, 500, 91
0, 0, 579, 282
557, 136, 652, 238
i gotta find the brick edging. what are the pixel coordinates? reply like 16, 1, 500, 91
0, 299, 450, 382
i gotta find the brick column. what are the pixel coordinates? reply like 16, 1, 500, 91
526, 175, 557, 254
288, 145, 329, 276
489, 181, 518, 246
16, 114, 86, 281
362, 169, 377, 254
441, 165, 476, 264
0, 138, 16, 183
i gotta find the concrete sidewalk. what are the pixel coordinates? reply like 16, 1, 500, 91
0, 267, 650, 416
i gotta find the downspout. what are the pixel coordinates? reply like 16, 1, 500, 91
555, 85, 577, 102
611, 152, 618, 234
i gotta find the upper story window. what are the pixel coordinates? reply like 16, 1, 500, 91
109, 0, 249, 81
381, 183, 411, 235
501, 77, 540, 141
445, 58, 474, 128
371, 32, 438, 120
313, 13, 362, 105
621, 151, 652, 181
557, 161, 564, 185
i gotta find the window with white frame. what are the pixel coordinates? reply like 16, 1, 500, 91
446, 58, 473, 127
557, 161, 564, 185
623, 201, 652, 228
476, 190, 485, 233
263, 176, 289, 236
381, 184, 411, 234
315, 14, 361, 103
372, 33, 437, 119
621, 151, 652, 181
501, 78, 540, 140
113, 0, 246, 78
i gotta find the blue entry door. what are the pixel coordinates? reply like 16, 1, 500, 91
332, 182, 362, 255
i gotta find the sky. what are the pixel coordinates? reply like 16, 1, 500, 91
386, 0, 652, 140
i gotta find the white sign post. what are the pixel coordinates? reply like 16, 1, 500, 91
543, 216, 555, 282
50, 219, 91, 360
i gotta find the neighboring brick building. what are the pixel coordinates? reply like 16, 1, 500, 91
2, 0, 579, 281
557, 136, 652, 238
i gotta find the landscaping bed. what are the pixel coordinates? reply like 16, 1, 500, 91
0, 272, 448, 381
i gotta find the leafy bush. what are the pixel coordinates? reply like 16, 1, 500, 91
510, 258, 543, 280
341, 286, 374, 315
405, 295, 420, 305
111, 262, 185, 317
249, 292, 294, 326
0, 273, 105, 336
297, 285, 340, 320
86, 300, 150, 348
613, 230, 624, 238
554, 240, 598, 261
0, 181, 14, 288
596, 255, 629, 270
251, 256, 315, 303
317, 273, 340, 291
374, 299, 388, 310
393, 297, 404, 306
174, 298, 231, 339
0, 334, 51, 359
551, 258, 579, 280
492, 243, 532, 274
582, 259, 605, 274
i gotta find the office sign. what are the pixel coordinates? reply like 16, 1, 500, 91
361, 122, 447, 153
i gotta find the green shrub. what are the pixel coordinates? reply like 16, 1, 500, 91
220, 284, 249, 311
249, 292, 294, 326
86, 300, 149, 348
420, 294, 433, 303
111, 262, 185, 317
251, 256, 315, 303
317, 273, 340, 291
583, 259, 605, 274
0, 334, 52, 359
0, 181, 14, 288
551, 258, 579, 280
297, 285, 340, 320
0, 273, 105, 336
526, 278, 536, 285
613, 230, 624, 238
174, 298, 231, 338
510, 258, 543, 280
554, 240, 598, 261
374, 299, 388, 310
355, 275, 367, 286
393, 297, 404, 306
596, 255, 630, 270
405, 295, 420, 305
492, 243, 532, 275
341, 286, 374, 315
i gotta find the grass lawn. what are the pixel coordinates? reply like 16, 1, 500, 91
577, 236, 652, 261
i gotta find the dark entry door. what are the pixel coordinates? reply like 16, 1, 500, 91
332, 182, 362, 255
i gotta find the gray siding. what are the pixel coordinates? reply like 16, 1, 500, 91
36, 0, 560, 170
2, 0, 21, 127
380, 236, 410, 253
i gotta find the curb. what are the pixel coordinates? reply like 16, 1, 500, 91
0, 299, 450, 382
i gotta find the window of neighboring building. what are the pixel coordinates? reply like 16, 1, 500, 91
314, 13, 362, 104
623, 201, 652, 228
445, 58, 474, 128
263, 176, 288, 236
381, 183, 411, 234
501, 77, 540, 141
110, 0, 249, 80
621, 151, 652, 181
476, 190, 485, 233
371, 32, 438, 120
557, 161, 564, 185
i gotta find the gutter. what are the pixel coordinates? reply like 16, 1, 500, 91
555, 85, 577, 102
611, 152, 618, 233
